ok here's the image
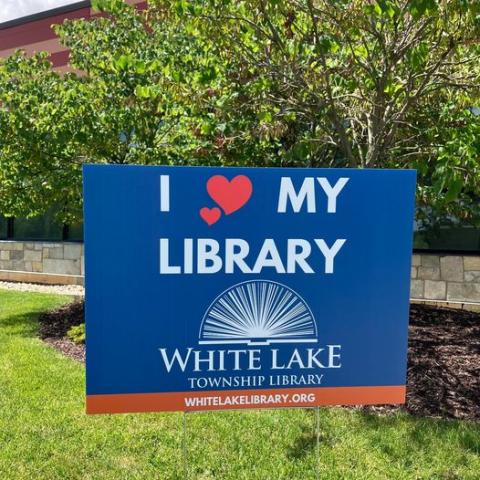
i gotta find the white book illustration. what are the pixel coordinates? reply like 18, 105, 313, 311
199, 280, 317, 346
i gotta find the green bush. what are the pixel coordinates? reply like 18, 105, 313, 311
67, 323, 85, 344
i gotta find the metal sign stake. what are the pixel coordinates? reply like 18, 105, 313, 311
180, 407, 322, 480
315, 407, 320, 480
182, 412, 188, 480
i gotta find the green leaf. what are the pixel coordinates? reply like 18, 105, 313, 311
409, 0, 438, 20
353, 45, 368, 59
134, 61, 146, 75
383, 80, 403, 95
375, 1, 398, 18
198, 66, 217, 84
113, 54, 131, 71
444, 178, 463, 203
134, 85, 151, 98
318, 35, 340, 54
258, 111, 273, 123
91, 0, 124, 14
408, 43, 429, 70
174, 0, 188, 16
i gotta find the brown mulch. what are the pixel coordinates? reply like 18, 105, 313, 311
37, 301, 480, 421
38, 300, 84, 338
38, 301, 85, 363
43, 337, 86, 363
362, 303, 480, 421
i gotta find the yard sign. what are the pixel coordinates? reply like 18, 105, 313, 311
83, 165, 416, 414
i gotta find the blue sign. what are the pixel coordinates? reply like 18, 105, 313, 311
83, 165, 416, 413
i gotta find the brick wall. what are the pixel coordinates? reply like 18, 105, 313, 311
411, 254, 480, 302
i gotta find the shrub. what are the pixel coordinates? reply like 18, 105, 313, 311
67, 323, 85, 344
39, 300, 84, 339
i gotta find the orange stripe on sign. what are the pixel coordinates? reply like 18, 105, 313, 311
86, 386, 406, 414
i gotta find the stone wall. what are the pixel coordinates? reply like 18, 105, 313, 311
1, 241, 480, 301
410, 253, 480, 303
0, 241, 83, 285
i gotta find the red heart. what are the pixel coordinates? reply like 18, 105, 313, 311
199, 207, 221, 226
207, 175, 253, 215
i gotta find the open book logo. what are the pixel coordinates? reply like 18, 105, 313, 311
199, 280, 318, 346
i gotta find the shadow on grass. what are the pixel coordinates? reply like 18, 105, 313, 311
358, 411, 480, 459
287, 409, 480, 461
459, 429, 480, 455
0, 310, 46, 338
287, 411, 333, 460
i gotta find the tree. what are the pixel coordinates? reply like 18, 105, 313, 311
0, 53, 85, 222
1, 0, 480, 225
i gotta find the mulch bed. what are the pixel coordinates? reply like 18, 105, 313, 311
43, 337, 86, 363
38, 301, 85, 363
39, 301, 84, 338
37, 301, 480, 421
362, 303, 480, 422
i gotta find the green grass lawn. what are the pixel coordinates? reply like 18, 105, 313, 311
0, 289, 479, 479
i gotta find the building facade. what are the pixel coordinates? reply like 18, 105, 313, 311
1, 1, 480, 303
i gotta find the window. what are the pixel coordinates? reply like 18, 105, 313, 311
414, 226, 480, 252
67, 221, 84, 241
0, 209, 83, 242
0, 216, 7, 239
13, 208, 63, 241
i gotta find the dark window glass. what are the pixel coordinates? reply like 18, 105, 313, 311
13, 208, 63, 241
68, 221, 84, 241
0, 216, 7, 239
414, 226, 480, 252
